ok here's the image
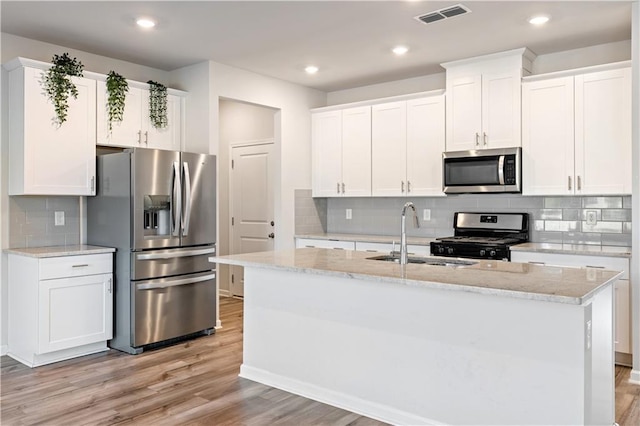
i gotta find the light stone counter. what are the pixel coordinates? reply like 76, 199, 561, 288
511, 242, 631, 258
5, 245, 116, 258
295, 233, 434, 246
211, 247, 621, 305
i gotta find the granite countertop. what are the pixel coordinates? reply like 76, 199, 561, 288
5, 245, 116, 258
511, 242, 631, 258
295, 233, 435, 246
211, 248, 622, 306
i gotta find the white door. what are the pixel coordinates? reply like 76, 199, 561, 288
372, 101, 407, 196
341, 106, 372, 197
482, 71, 521, 149
446, 74, 482, 151
312, 110, 342, 196
230, 143, 275, 297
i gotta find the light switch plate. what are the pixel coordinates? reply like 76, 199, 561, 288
54, 211, 65, 226
423, 209, 431, 221
346, 209, 352, 220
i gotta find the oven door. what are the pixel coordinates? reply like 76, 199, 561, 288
442, 148, 520, 194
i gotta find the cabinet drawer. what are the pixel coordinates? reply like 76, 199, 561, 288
39, 253, 113, 280
511, 252, 629, 279
296, 238, 355, 250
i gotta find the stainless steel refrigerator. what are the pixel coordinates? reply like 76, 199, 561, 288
87, 148, 217, 354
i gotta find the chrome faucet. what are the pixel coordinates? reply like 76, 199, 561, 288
400, 201, 420, 265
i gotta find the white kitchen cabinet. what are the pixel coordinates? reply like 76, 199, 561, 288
522, 65, 631, 196
97, 81, 184, 151
355, 241, 430, 256
510, 250, 631, 357
8, 251, 114, 367
312, 106, 371, 197
295, 238, 355, 250
6, 60, 97, 196
371, 94, 445, 197
442, 48, 534, 152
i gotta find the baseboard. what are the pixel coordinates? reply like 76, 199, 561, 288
629, 369, 640, 385
1, 344, 8, 356
219, 289, 231, 298
239, 364, 442, 426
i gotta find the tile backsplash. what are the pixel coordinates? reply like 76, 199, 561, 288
317, 194, 632, 247
295, 189, 327, 235
9, 196, 80, 248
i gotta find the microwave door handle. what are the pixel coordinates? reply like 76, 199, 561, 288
498, 155, 505, 185
171, 161, 182, 237
182, 161, 192, 236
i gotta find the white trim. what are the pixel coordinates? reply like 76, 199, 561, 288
229, 138, 275, 148
1, 345, 8, 356
218, 288, 231, 298
239, 364, 444, 426
523, 60, 632, 82
310, 89, 445, 113
441, 47, 535, 69
7, 342, 108, 368
629, 370, 640, 385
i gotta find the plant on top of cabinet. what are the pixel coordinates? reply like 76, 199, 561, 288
106, 71, 129, 133
147, 80, 168, 129
40, 53, 84, 127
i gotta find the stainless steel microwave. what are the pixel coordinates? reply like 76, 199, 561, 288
442, 147, 521, 194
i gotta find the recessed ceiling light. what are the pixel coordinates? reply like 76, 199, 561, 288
136, 18, 156, 29
528, 15, 550, 25
392, 45, 409, 55
305, 65, 319, 74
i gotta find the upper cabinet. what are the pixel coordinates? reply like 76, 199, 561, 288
522, 64, 631, 195
6, 59, 97, 196
442, 48, 535, 151
96, 81, 185, 151
371, 95, 445, 196
312, 106, 372, 197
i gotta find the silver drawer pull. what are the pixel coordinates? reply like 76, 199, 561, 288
528, 261, 546, 265
586, 265, 605, 269
72, 264, 89, 268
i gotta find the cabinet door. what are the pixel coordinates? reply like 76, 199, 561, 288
482, 71, 521, 149
614, 279, 631, 354
372, 101, 407, 196
312, 110, 343, 197
341, 106, 371, 197
96, 83, 144, 147
575, 68, 631, 195
14, 67, 96, 196
38, 273, 113, 354
522, 77, 575, 195
446, 75, 482, 151
144, 93, 183, 151
406, 96, 445, 196
295, 238, 355, 250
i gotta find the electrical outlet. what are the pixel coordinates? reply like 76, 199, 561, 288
586, 210, 597, 226
54, 211, 65, 226
423, 209, 431, 221
346, 209, 352, 220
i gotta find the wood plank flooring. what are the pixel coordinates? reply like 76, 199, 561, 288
1, 296, 639, 425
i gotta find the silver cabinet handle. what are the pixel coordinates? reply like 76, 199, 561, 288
407, 181, 411, 193
568, 176, 572, 191
475, 132, 480, 147
577, 176, 582, 191
401, 181, 405, 193
341, 183, 345, 194
137, 130, 142, 144
107, 277, 112, 294
90, 176, 95, 194
137, 273, 216, 290
483, 132, 488, 147
337, 183, 340, 194
136, 247, 216, 260
182, 162, 192, 236
144, 131, 149, 145
72, 264, 89, 268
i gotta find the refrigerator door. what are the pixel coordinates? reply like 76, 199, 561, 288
180, 152, 217, 247
132, 148, 182, 250
131, 245, 216, 281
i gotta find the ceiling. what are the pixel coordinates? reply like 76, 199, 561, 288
0, 1, 633, 92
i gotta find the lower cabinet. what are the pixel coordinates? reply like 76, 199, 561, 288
511, 251, 631, 359
8, 252, 114, 367
295, 238, 355, 250
295, 238, 430, 255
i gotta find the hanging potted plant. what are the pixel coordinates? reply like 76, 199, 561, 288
41, 53, 84, 127
106, 71, 129, 133
147, 80, 168, 129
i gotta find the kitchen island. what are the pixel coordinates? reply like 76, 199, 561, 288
210, 248, 622, 425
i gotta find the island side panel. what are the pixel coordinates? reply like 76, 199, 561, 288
240, 267, 612, 425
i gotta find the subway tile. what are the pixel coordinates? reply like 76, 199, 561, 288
600, 233, 632, 247
580, 209, 602, 221
538, 209, 563, 220
544, 197, 581, 209
534, 231, 563, 244
601, 209, 632, 222
65, 233, 80, 246
581, 221, 623, 233
26, 233, 65, 248
562, 209, 581, 221
582, 196, 622, 209
509, 196, 544, 209
9, 234, 27, 249
533, 220, 545, 231
623, 222, 632, 233
476, 196, 511, 210
562, 232, 601, 245
622, 196, 632, 209
544, 221, 578, 232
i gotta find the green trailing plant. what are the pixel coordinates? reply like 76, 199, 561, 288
106, 71, 129, 132
147, 80, 168, 129
41, 53, 84, 127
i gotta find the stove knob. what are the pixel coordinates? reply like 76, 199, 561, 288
489, 250, 497, 257
480, 249, 486, 257
438, 247, 445, 254
447, 248, 454, 255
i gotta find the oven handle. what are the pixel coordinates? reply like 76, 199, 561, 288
498, 155, 505, 185
136, 247, 216, 261
137, 273, 216, 290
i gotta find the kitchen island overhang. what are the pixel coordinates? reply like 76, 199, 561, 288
210, 248, 622, 425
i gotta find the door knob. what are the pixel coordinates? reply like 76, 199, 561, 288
268, 233, 275, 239
270, 221, 275, 226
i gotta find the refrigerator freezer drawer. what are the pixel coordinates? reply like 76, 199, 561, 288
133, 271, 216, 347
131, 246, 215, 280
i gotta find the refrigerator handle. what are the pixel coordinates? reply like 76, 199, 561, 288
182, 161, 192, 236
136, 273, 216, 290
172, 161, 182, 237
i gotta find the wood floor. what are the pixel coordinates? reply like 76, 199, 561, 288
1, 296, 639, 425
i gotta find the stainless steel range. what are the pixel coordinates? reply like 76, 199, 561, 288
430, 212, 529, 261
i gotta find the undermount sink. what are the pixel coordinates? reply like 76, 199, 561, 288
366, 255, 477, 267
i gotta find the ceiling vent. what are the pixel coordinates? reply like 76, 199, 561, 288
415, 4, 471, 25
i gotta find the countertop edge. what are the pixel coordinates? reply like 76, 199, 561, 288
510, 243, 631, 258
5, 245, 116, 258
295, 233, 435, 245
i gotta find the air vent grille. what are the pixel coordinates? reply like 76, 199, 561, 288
415, 4, 471, 25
